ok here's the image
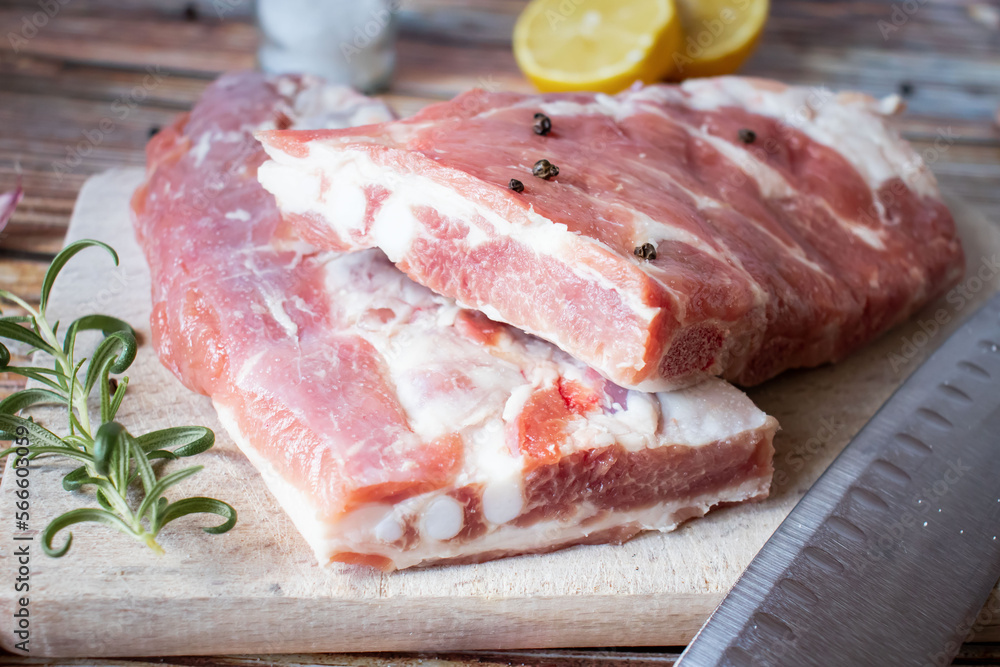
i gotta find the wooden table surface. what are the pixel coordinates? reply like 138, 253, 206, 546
1, 0, 999, 664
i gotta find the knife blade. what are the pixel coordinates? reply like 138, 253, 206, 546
677, 290, 1000, 667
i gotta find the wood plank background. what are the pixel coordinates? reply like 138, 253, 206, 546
0, 0, 999, 664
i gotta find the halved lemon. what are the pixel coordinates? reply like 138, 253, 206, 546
513, 0, 684, 94
671, 0, 769, 79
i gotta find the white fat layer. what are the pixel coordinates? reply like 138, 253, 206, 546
578, 377, 769, 452
538, 93, 642, 123
667, 112, 887, 252
678, 77, 939, 199
225, 208, 251, 221
257, 143, 661, 341
213, 402, 331, 565
628, 203, 770, 326
235, 350, 266, 386
372, 194, 420, 261
320, 255, 526, 446
263, 289, 298, 338
190, 131, 213, 168
657, 378, 770, 443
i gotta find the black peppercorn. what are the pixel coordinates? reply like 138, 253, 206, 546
533, 113, 552, 136
532, 159, 559, 180
509, 178, 524, 193
634, 243, 657, 261
738, 128, 756, 144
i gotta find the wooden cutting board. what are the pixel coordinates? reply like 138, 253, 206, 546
2, 168, 1000, 657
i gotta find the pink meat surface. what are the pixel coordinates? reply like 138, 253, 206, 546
132, 71, 777, 570
257, 79, 965, 391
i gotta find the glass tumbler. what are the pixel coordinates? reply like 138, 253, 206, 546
256, 0, 399, 93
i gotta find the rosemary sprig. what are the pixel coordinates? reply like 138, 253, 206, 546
0, 239, 236, 557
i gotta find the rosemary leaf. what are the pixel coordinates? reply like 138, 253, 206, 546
0, 388, 66, 415
0, 366, 69, 392
135, 466, 203, 520
0, 320, 57, 356
0, 289, 36, 314
155, 497, 237, 535
42, 508, 134, 558
106, 375, 129, 423
0, 445, 94, 466
92, 420, 127, 477
39, 240, 119, 313
131, 436, 157, 496
62, 313, 134, 361
83, 331, 136, 395
62, 466, 93, 492
0, 414, 67, 449
135, 426, 215, 458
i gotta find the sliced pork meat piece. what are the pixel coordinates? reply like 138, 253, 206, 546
256, 77, 965, 391
131, 71, 778, 570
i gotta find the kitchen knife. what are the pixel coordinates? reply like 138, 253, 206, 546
677, 291, 1000, 667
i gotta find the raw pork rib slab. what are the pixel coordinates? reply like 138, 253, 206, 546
132, 71, 777, 570
257, 78, 965, 391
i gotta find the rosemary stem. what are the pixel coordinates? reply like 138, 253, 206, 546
35, 310, 92, 435
143, 533, 165, 555
0, 291, 38, 316
72, 384, 92, 436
